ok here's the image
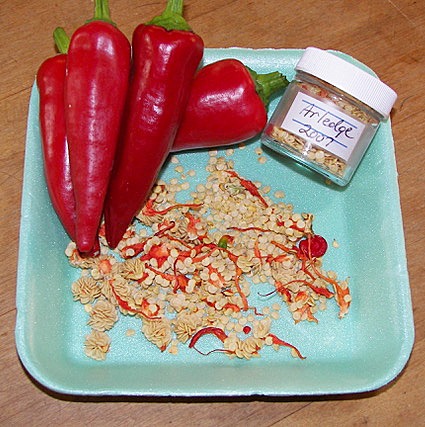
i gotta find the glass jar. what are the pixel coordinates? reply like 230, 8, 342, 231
261, 47, 397, 186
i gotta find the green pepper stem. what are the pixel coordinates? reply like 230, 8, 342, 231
53, 27, 70, 54
147, 0, 191, 32
247, 68, 289, 107
88, 0, 115, 25
164, 0, 184, 15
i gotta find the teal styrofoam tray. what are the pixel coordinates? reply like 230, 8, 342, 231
16, 48, 414, 397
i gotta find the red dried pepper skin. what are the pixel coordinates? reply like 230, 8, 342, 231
104, 0, 204, 249
65, 2, 131, 253
37, 53, 76, 241
298, 234, 328, 258
172, 59, 288, 152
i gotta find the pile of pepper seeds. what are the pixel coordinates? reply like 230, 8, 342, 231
67, 148, 351, 361
267, 81, 377, 179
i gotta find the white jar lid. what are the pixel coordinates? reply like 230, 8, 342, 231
295, 47, 397, 119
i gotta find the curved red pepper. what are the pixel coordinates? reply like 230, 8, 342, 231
103, 0, 204, 249
37, 52, 76, 242
36, 28, 77, 242
172, 59, 288, 151
65, 0, 131, 253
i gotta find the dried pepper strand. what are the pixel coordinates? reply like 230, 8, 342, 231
188, 327, 230, 355
108, 279, 160, 320
141, 199, 203, 217
225, 170, 269, 208
268, 334, 306, 359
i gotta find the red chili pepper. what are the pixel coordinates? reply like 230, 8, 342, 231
37, 29, 76, 241
103, 0, 204, 249
172, 59, 288, 152
65, 0, 131, 253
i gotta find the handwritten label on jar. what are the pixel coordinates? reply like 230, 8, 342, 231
281, 92, 365, 161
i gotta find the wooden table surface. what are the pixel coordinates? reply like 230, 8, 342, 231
1, 0, 424, 425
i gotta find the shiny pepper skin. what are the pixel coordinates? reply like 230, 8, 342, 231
37, 54, 76, 241
65, 20, 131, 253
173, 58, 288, 151
104, 3, 204, 249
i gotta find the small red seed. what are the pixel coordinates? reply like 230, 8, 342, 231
243, 325, 251, 334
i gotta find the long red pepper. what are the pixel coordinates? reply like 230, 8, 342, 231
172, 58, 288, 152
103, 0, 204, 249
37, 28, 76, 241
65, 0, 131, 253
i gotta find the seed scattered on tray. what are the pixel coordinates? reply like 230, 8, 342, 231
67, 147, 350, 361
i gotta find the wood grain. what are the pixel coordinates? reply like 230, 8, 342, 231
1, 0, 424, 425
